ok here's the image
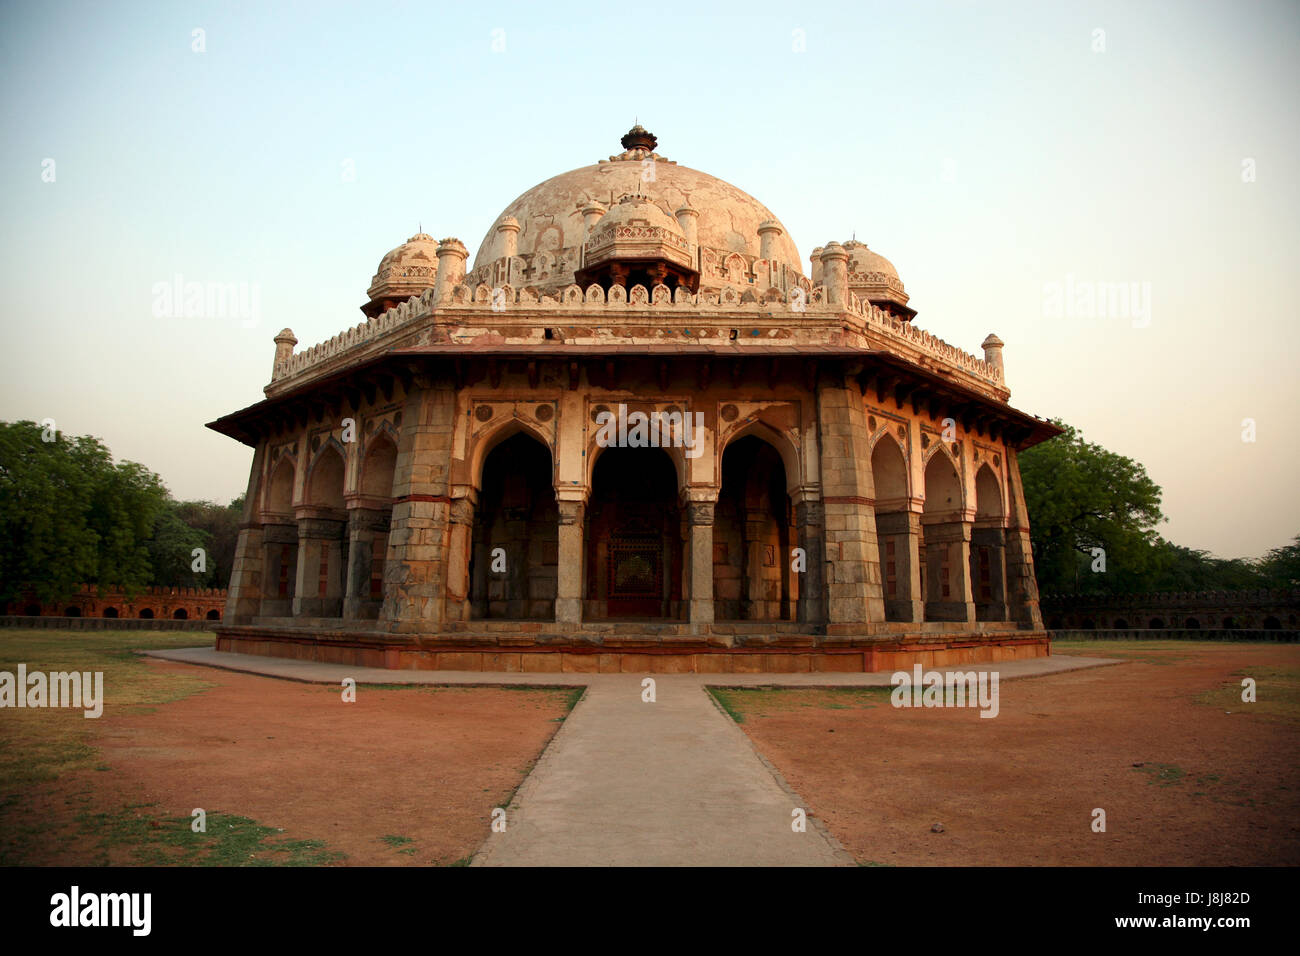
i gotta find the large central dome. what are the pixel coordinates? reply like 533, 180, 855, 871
471, 127, 802, 277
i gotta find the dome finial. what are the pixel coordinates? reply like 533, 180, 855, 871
621, 124, 657, 152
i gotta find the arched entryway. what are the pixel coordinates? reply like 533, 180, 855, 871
921, 449, 971, 621
871, 435, 919, 622
344, 431, 397, 620
260, 454, 298, 616
295, 443, 347, 617
585, 446, 682, 620
714, 436, 797, 621
470, 433, 557, 620
972, 464, 1008, 621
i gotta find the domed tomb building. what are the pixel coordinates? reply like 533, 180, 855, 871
208, 127, 1061, 672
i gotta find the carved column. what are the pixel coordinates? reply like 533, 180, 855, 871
555, 498, 586, 627
686, 499, 716, 629
922, 517, 975, 623
343, 507, 389, 621
259, 523, 297, 617
875, 509, 924, 623
793, 493, 826, 626
443, 495, 476, 623
294, 517, 346, 618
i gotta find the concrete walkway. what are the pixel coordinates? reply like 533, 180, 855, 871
144, 646, 1120, 866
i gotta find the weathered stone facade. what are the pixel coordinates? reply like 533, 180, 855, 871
208, 128, 1060, 672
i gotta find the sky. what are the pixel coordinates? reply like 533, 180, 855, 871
1, 0, 1297, 561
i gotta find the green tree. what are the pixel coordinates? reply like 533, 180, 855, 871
1019, 420, 1165, 594
1257, 535, 1300, 589
0, 420, 171, 602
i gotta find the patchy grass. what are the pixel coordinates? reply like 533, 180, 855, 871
72, 806, 343, 866
1052, 638, 1198, 665
708, 685, 894, 724
1195, 665, 1300, 722
0, 630, 213, 791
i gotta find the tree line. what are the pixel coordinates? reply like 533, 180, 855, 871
0, 421, 242, 604
1019, 421, 1298, 595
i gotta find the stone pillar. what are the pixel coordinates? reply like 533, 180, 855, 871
674, 204, 698, 249
686, 499, 716, 630
224, 441, 268, 624
820, 242, 849, 308
922, 518, 976, 623
496, 217, 520, 260
555, 498, 586, 627
809, 247, 825, 286
972, 525, 1008, 621
792, 493, 826, 626
875, 510, 924, 623
1004, 448, 1044, 628
433, 239, 468, 305
293, 517, 346, 618
443, 495, 476, 623
272, 329, 297, 380
381, 377, 457, 632
259, 523, 298, 617
343, 508, 389, 621
816, 374, 886, 630
757, 220, 783, 261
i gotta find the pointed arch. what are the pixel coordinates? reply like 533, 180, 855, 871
870, 433, 909, 505
359, 431, 398, 500
975, 464, 1004, 521
265, 454, 296, 517
469, 417, 555, 493
718, 419, 801, 494
922, 450, 963, 516
305, 441, 346, 510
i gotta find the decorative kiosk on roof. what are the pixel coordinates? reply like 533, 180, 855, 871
208, 126, 1061, 673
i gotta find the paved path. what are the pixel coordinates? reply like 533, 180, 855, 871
145, 646, 1120, 866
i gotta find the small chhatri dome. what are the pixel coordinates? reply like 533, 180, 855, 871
575, 193, 698, 293
620, 124, 658, 153
842, 239, 915, 320
362, 231, 439, 318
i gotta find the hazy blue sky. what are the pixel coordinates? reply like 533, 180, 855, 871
1, 0, 1297, 560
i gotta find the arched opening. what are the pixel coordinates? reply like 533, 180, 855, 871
63, 606, 81, 617
921, 450, 968, 622
470, 433, 557, 620
102, 607, 118, 618
205, 609, 221, 620
266, 456, 295, 517
1184, 617, 1200, 629
972, 464, 1007, 622
139, 608, 154, 619
1222, 616, 1237, 629
172, 608, 188, 620
1263, 616, 1281, 630
295, 444, 348, 617
345, 433, 398, 620
261, 455, 299, 617
1149, 617, 1165, 629
1113, 618, 1128, 630
585, 446, 682, 620
23, 604, 40, 616
714, 436, 796, 621
871, 436, 917, 622
1081, 617, 1096, 630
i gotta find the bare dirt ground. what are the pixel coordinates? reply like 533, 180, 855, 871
716, 642, 1300, 865
10, 659, 581, 866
